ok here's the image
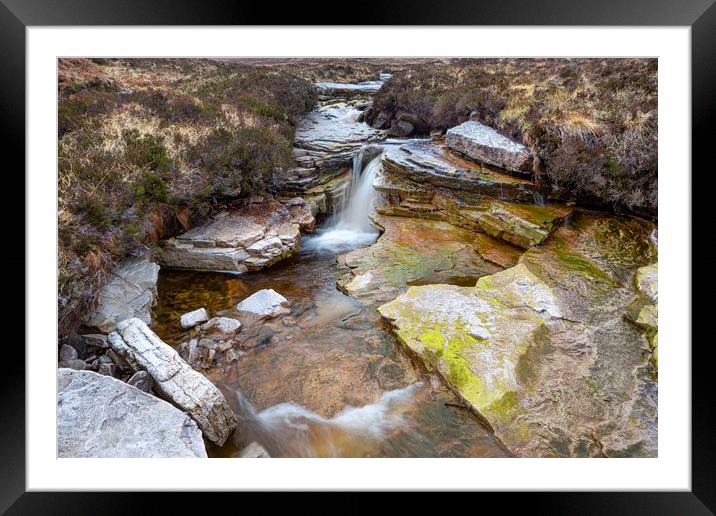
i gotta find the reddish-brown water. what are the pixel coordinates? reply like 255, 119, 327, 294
152, 239, 510, 458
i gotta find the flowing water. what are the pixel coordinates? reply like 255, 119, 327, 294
302, 152, 383, 254
151, 150, 510, 458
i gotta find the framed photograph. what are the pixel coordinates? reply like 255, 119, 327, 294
4, 0, 712, 512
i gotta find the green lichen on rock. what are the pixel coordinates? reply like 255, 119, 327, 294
626, 262, 658, 372
474, 200, 573, 249
378, 213, 658, 457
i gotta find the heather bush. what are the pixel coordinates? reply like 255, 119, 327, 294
370, 58, 657, 215
57, 58, 317, 335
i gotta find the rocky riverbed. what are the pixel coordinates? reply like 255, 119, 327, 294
57, 73, 658, 459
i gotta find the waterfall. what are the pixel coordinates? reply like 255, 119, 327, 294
304, 150, 383, 253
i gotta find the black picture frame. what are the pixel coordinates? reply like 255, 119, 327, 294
3, 0, 711, 513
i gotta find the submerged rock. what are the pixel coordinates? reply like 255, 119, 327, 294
338, 214, 501, 306
81, 255, 160, 333
378, 213, 658, 457
176, 316, 244, 370
158, 198, 308, 273
445, 120, 533, 174
58, 368, 206, 458
238, 441, 271, 458
180, 308, 209, 329
236, 289, 290, 320
107, 318, 238, 446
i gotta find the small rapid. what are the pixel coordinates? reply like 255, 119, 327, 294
229, 383, 424, 457
303, 150, 384, 253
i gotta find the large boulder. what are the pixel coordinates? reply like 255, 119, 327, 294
81, 255, 160, 333
382, 140, 544, 203
57, 368, 207, 457
107, 318, 238, 445
158, 197, 307, 273
378, 213, 658, 457
445, 121, 533, 175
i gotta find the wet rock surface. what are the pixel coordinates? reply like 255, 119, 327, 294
338, 214, 501, 306
445, 120, 533, 174
158, 197, 310, 273
58, 368, 207, 458
81, 254, 160, 333
107, 317, 238, 446
283, 101, 386, 215
378, 212, 658, 457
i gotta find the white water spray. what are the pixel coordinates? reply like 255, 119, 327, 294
231, 383, 423, 457
304, 150, 384, 253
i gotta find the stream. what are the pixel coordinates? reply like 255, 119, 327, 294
153, 227, 509, 457
151, 103, 511, 456
152, 78, 655, 457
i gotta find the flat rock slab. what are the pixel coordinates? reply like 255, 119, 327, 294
289, 103, 385, 191
379, 212, 658, 457
445, 120, 533, 174
338, 215, 501, 306
58, 368, 207, 457
382, 140, 542, 202
473, 200, 573, 249
158, 197, 307, 273
108, 318, 238, 446
236, 289, 290, 320
472, 233, 524, 268
81, 255, 160, 333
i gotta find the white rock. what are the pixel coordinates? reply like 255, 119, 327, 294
236, 289, 290, 320
446, 120, 533, 174
81, 255, 160, 333
180, 308, 210, 329
107, 318, 238, 446
57, 368, 207, 458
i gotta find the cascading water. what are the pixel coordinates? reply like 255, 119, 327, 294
229, 383, 424, 457
303, 150, 384, 253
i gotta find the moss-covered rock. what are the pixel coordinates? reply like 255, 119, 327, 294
474, 200, 573, 249
626, 262, 658, 371
378, 213, 658, 457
